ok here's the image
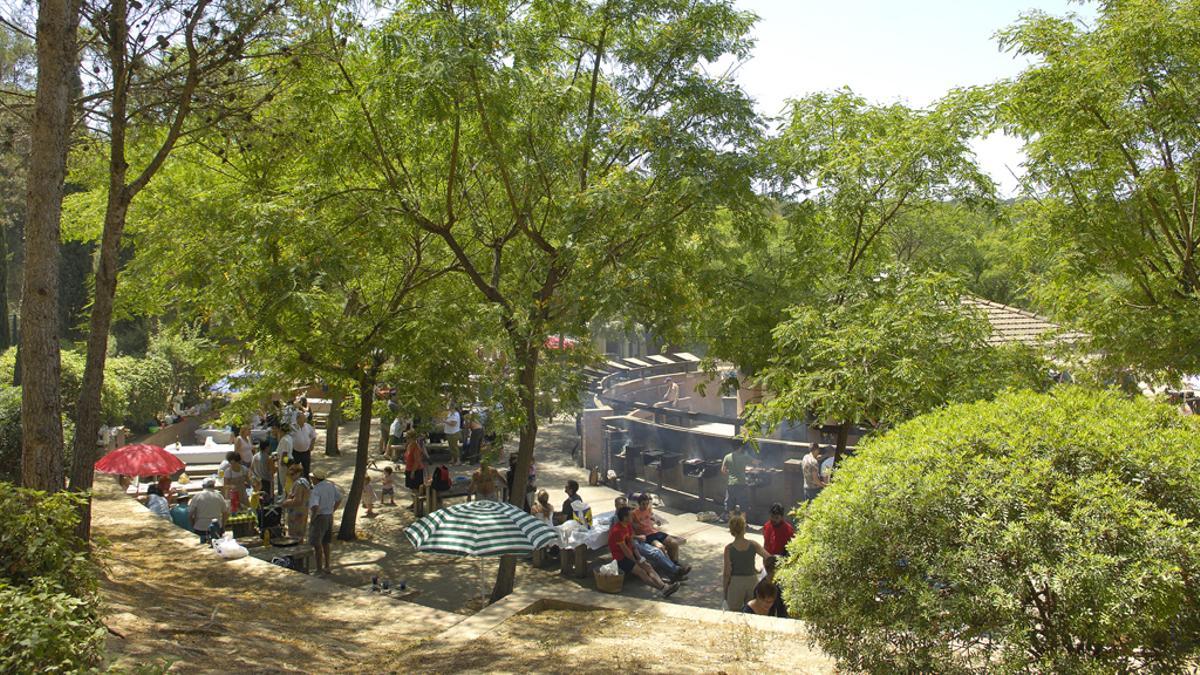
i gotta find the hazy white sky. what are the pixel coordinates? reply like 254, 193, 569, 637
730, 0, 1095, 195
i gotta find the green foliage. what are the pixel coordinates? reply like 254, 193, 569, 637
108, 353, 173, 429
0, 485, 105, 672
749, 271, 1048, 435
0, 385, 19, 484
779, 388, 1200, 672
996, 0, 1200, 374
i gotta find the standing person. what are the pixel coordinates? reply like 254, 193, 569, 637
307, 469, 342, 575
250, 439, 275, 501
443, 405, 462, 464
720, 444, 752, 520
188, 479, 229, 543
234, 424, 255, 465
762, 503, 795, 557
377, 387, 399, 454
291, 412, 318, 479
273, 422, 294, 496
802, 442, 828, 502
403, 429, 428, 510
221, 453, 249, 513
608, 506, 680, 597
470, 460, 502, 502
722, 514, 769, 611
281, 463, 312, 542
381, 466, 397, 506
362, 475, 377, 517
464, 413, 484, 464
660, 377, 680, 407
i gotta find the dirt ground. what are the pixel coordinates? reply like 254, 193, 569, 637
392, 609, 831, 674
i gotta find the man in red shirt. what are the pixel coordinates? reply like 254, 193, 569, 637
762, 503, 795, 557
608, 506, 679, 598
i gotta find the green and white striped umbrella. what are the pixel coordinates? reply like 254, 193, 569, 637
404, 500, 559, 557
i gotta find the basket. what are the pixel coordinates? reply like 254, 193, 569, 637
594, 572, 624, 594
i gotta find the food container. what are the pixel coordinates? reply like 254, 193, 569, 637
594, 572, 624, 593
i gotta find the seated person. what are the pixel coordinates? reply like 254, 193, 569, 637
608, 506, 679, 598
560, 479, 582, 522
742, 578, 780, 616
615, 496, 690, 581
469, 461, 503, 502
145, 484, 170, 519
761, 555, 788, 617
631, 493, 686, 562
532, 489, 555, 522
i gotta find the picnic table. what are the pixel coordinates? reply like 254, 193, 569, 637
165, 443, 234, 466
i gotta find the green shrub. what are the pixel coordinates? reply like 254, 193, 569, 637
0, 386, 19, 484
0, 485, 104, 672
109, 353, 173, 430
779, 388, 1200, 673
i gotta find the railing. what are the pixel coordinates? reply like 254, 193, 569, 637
593, 357, 747, 436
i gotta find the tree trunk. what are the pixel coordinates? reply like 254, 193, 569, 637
337, 372, 373, 541
324, 388, 342, 456
20, 0, 80, 491
67, 0, 131, 539
834, 421, 849, 465
0, 226, 10, 351
490, 342, 540, 602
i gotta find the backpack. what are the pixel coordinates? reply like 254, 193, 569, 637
432, 465, 452, 492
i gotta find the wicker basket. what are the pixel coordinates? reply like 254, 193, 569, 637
594, 572, 624, 594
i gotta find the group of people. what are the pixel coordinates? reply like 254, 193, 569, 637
720, 441, 829, 520
723, 504, 793, 616
378, 392, 492, 466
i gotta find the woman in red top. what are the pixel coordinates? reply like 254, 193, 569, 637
762, 502, 795, 557
608, 506, 679, 598
403, 429, 428, 510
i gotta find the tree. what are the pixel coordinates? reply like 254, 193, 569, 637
18, 0, 80, 490
310, 0, 762, 599
768, 89, 994, 277
0, 28, 36, 352
779, 388, 1200, 672
996, 0, 1200, 376
64, 0, 284, 535
748, 270, 1048, 460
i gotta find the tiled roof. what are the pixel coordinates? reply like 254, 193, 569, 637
961, 296, 1084, 346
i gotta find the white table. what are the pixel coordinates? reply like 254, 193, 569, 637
166, 443, 234, 466
195, 427, 234, 444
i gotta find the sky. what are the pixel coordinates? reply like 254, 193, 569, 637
729, 0, 1095, 195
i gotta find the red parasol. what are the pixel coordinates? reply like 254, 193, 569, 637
544, 335, 577, 350
94, 444, 185, 477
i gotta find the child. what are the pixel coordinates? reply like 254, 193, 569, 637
381, 466, 396, 506
362, 474, 377, 517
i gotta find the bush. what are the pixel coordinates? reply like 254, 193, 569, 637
0, 386, 19, 484
0, 485, 105, 672
779, 388, 1200, 673
109, 353, 173, 430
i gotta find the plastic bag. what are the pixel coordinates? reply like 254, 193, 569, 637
597, 560, 620, 577
213, 533, 248, 560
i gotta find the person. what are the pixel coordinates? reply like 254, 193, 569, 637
291, 412, 318, 478
464, 414, 484, 463
802, 442, 828, 502
250, 439, 275, 501
381, 466, 397, 506
222, 452, 250, 512
560, 479, 582, 521
387, 417, 405, 460
723, 514, 769, 611
762, 503, 795, 557
234, 424, 255, 465
761, 555, 788, 617
362, 475, 377, 517
617, 496, 690, 582
443, 405, 462, 464
532, 489, 554, 523
308, 469, 342, 575
742, 579, 780, 616
632, 492, 686, 564
470, 460, 502, 502
720, 444, 752, 520
281, 462, 312, 541
608, 506, 680, 597
505, 453, 535, 511
377, 387, 398, 454
403, 429, 428, 510
273, 422, 294, 495
660, 377, 680, 407
145, 484, 170, 519
188, 478, 229, 543
156, 474, 172, 499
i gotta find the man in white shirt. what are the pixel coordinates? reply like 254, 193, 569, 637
290, 413, 318, 478
443, 406, 462, 464
188, 479, 229, 543
307, 469, 342, 575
